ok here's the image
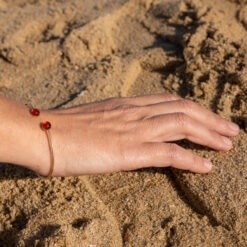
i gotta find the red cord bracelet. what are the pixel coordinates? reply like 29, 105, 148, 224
29, 108, 54, 177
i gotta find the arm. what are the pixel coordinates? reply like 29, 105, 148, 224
0, 94, 239, 177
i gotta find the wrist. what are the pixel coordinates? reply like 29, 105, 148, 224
0, 98, 52, 176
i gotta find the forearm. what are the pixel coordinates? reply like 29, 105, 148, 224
0, 96, 49, 175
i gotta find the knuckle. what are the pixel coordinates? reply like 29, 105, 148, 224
174, 112, 188, 127
115, 104, 138, 117
115, 104, 135, 111
147, 117, 160, 130
179, 99, 193, 112
165, 93, 180, 101
166, 144, 180, 161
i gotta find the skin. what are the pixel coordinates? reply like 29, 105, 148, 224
0, 94, 239, 177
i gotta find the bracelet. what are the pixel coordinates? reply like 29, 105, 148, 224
29, 107, 54, 177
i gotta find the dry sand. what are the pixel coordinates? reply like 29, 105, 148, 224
0, 0, 246, 246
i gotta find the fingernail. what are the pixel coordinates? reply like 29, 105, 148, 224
222, 137, 232, 147
204, 160, 212, 170
229, 122, 239, 133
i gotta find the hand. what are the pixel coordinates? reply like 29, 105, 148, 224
36, 93, 239, 176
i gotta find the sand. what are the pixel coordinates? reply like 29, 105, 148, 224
0, 0, 246, 246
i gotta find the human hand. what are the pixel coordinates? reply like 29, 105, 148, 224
35, 93, 239, 176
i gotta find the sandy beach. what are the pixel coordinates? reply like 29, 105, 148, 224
0, 0, 246, 246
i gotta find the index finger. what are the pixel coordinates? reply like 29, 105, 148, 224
140, 99, 239, 137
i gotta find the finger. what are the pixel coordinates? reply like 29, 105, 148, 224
138, 99, 239, 137
53, 93, 181, 114
139, 113, 233, 151
122, 93, 181, 106
126, 143, 212, 173
98, 93, 180, 111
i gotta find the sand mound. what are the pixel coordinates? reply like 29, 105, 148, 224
0, 0, 246, 246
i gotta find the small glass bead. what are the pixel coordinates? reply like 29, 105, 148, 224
30, 108, 40, 116
41, 121, 51, 130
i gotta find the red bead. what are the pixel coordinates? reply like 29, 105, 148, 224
30, 108, 40, 116
41, 121, 51, 130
